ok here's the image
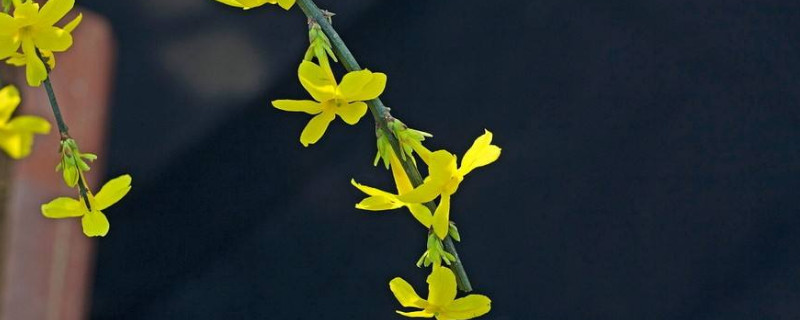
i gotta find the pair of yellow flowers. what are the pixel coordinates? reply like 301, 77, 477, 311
0, 0, 82, 86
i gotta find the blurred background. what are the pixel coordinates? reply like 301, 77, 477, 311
3, 0, 800, 319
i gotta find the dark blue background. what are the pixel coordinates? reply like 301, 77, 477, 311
81, 0, 800, 319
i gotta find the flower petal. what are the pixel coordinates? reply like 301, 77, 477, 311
32, 26, 73, 52
390, 277, 429, 309
0, 85, 21, 124
272, 100, 322, 115
94, 174, 132, 210
277, 0, 294, 10
395, 310, 434, 318
6, 115, 52, 134
458, 130, 501, 176
427, 266, 458, 308
0, 130, 33, 159
355, 196, 402, 211
432, 193, 451, 239
406, 203, 433, 228
397, 151, 457, 203
81, 210, 110, 237
22, 38, 47, 87
337, 69, 372, 99
63, 13, 82, 33
351, 179, 396, 198
298, 61, 336, 102
41, 197, 85, 218
348, 72, 387, 102
37, 0, 74, 27
214, 0, 246, 8
390, 154, 414, 195
441, 295, 491, 320
335, 101, 367, 125
299, 110, 335, 147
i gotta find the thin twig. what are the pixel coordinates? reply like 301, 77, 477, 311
295, 0, 473, 292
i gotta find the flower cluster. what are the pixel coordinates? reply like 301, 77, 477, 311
0, 0, 82, 86
0, 0, 131, 238
256, 4, 500, 317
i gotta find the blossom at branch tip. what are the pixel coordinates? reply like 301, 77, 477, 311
390, 266, 491, 319
41, 174, 132, 237
352, 149, 433, 228
398, 130, 501, 239
0, 85, 50, 159
272, 60, 386, 146
213, 0, 294, 10
0, 0, 82, 86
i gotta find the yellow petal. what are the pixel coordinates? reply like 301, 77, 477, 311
348, 72, 387, 102
441, 295, 491, 320
81, 210, 109, 237
32, 26, 73, 52
337, 69, 373, 99
13, 2, 39, 20
22, 38, 47, 87
41, 197, 85, 218
427, 266, 457, 308
0, 34, 21, 61
214, 0, 246, 8
458, 130, 501, 176
0, 130, 33, 159
63, 13, 82, 33
277, 0, 294, 9
0, 85, 21, 124
6, 115, 52, 134
298, 61, 336, 102
94, 174, 132, 211
272, 100, 322, 115
390, 154, 413, 195
355, 196, 402, 211
335, 101, 367, 125
432, 193, 451, 239
5, 52, 26, 66
395, 310, 434, 318
299, 110, 334, 147
351, 179, 396, 198
37, 0, 74, 27
397, 151, 456, 204
390, 277, 429, 309
406, 203, 433, 228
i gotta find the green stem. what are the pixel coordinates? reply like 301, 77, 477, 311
296, 0, 473, 292
40, 63, 92, 210
42, 77, 70, 138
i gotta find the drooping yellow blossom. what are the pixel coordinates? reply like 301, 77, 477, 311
390, 266, 491, 319
398, 130, 501, 239
214, 0, 294, 10
0, 85, 50, 159
41, 174, 132, 237
352, 151, 433, 227
272, 61, 386, 146
0, 0, 82, 86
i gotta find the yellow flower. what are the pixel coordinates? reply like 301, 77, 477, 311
0, 85, 50, 159
272, 61, 386, 146
399, 130, 501, 239
352, 150, 433, 228
390, 266, 491, 320
41, 174, 132, 237
214, 0, 294, 10
0, 0, 82, 86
